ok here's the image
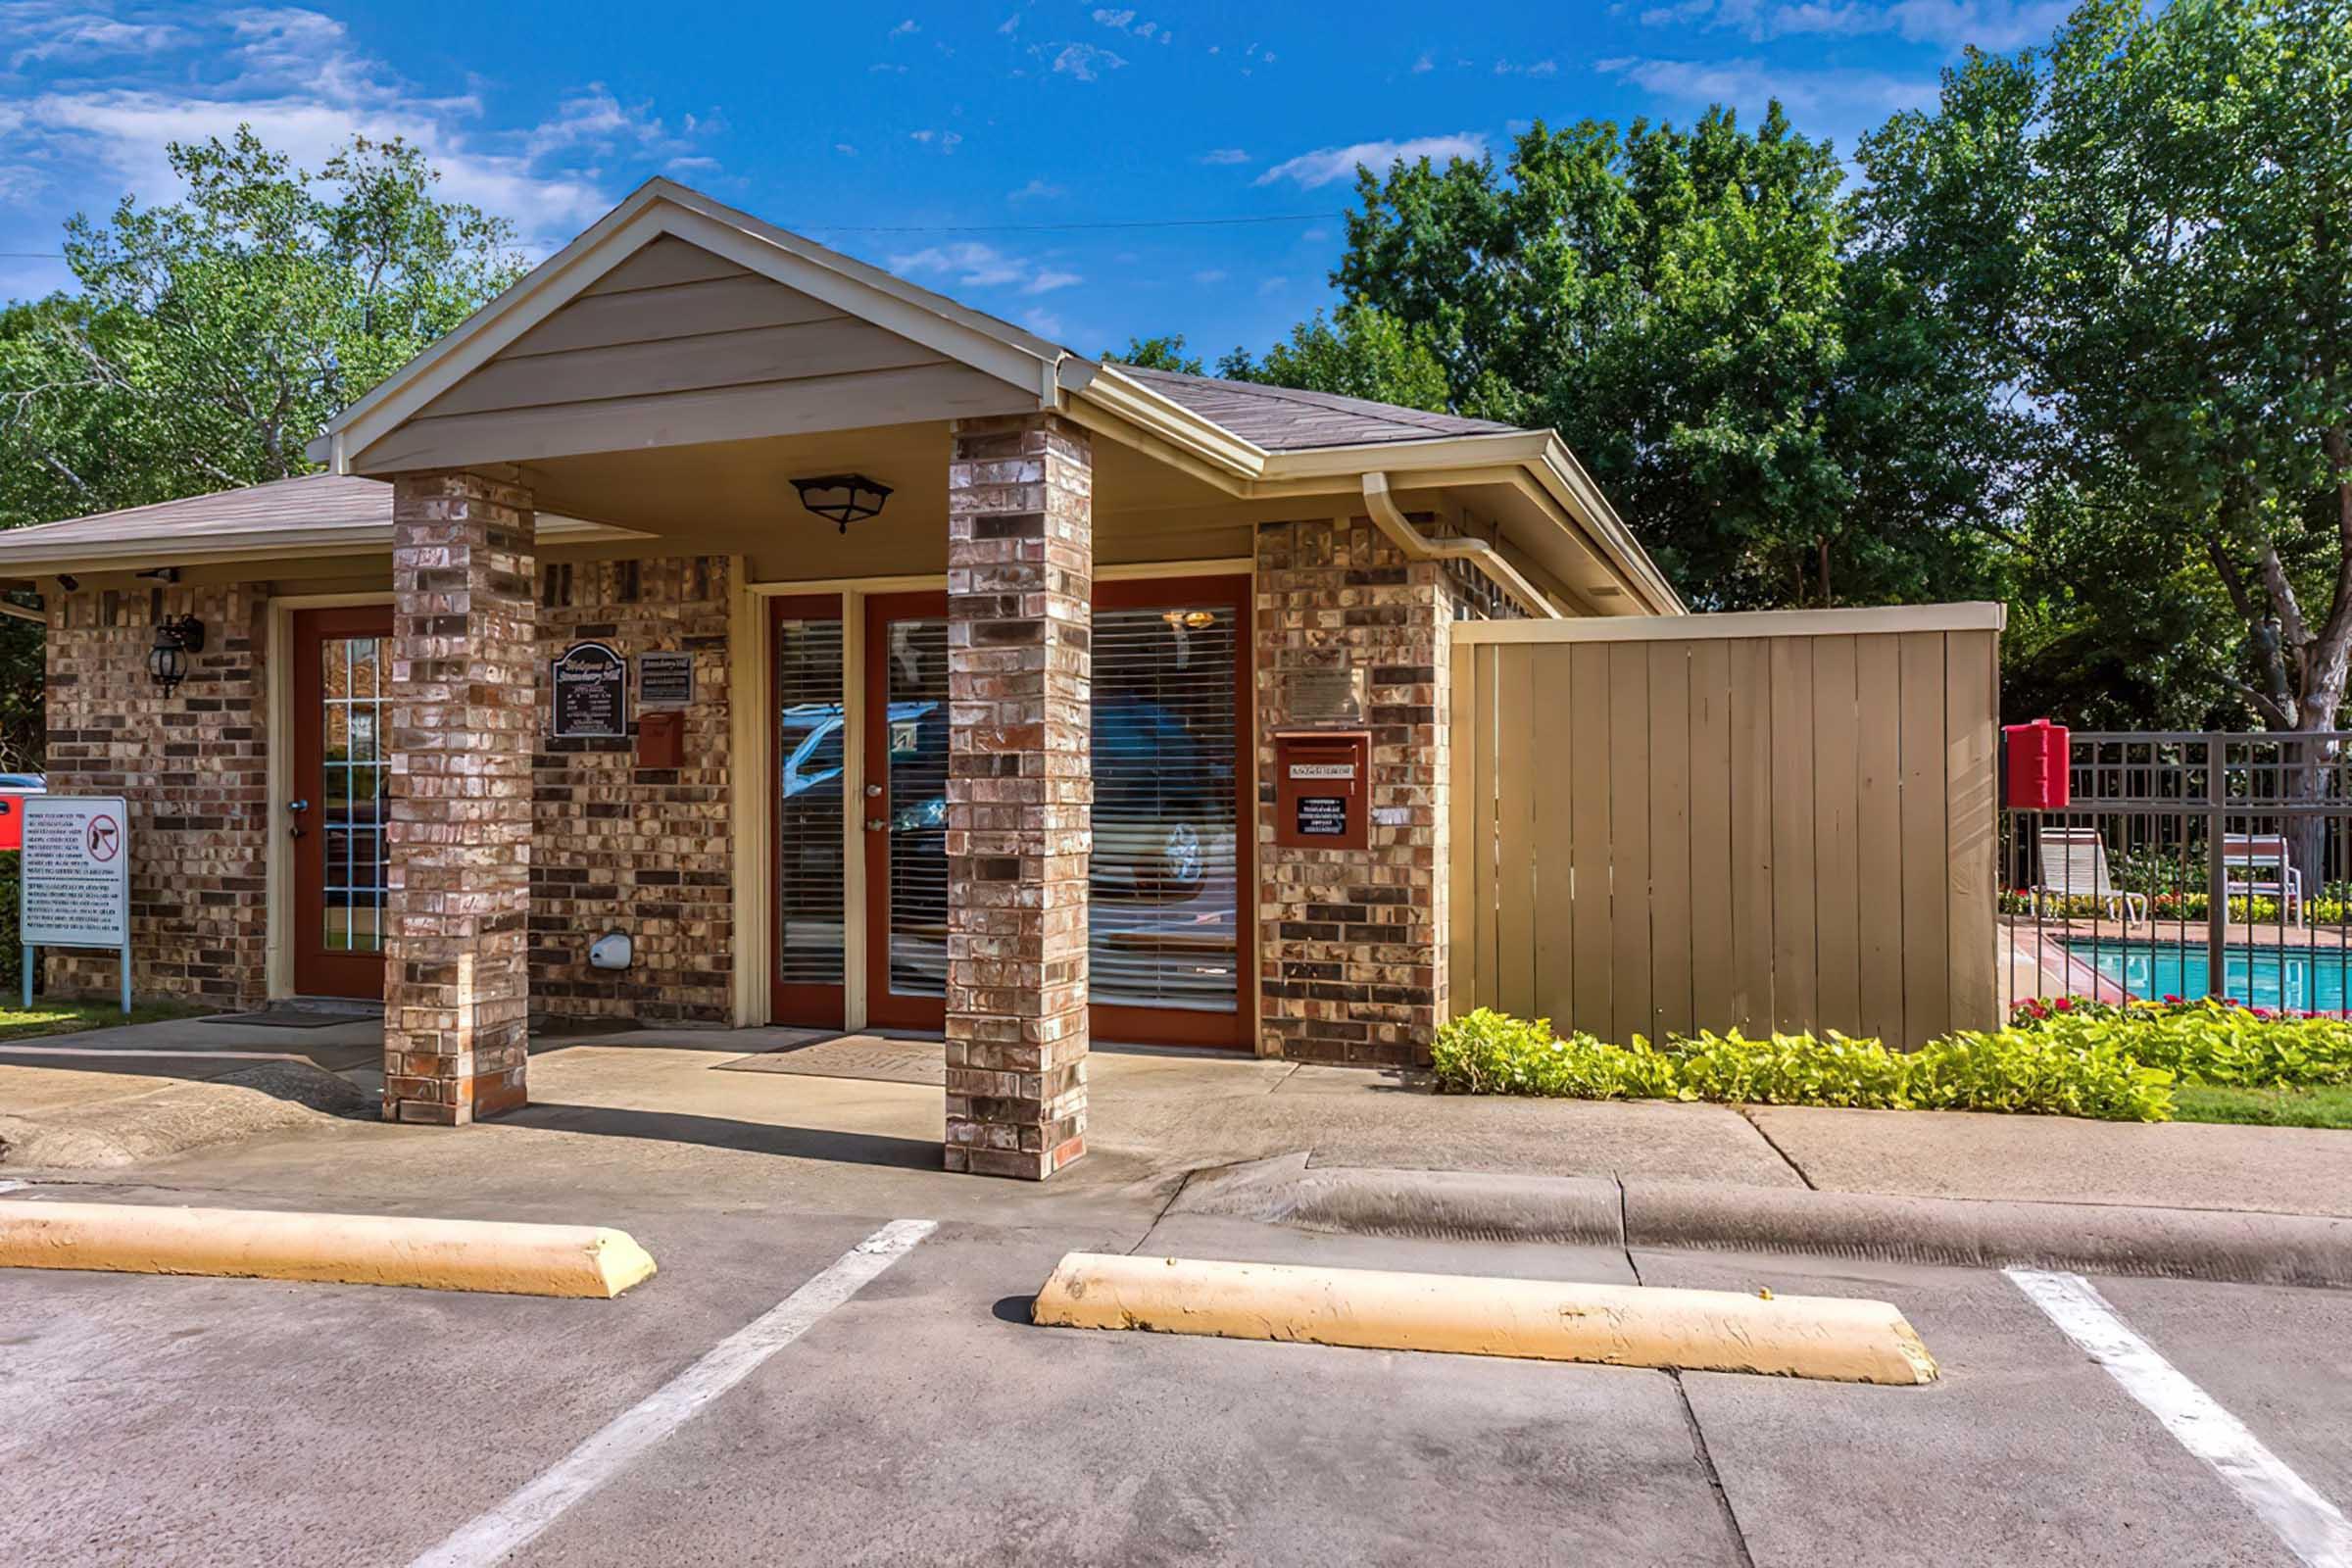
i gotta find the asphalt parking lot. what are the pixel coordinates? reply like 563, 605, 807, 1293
6, 1181, 2349, 1567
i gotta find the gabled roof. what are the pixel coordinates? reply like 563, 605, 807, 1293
1119, 367, 1516, 450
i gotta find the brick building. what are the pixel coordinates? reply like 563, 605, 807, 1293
0, 179, 1682, 1177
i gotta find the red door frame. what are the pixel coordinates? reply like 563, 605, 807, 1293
861, 590, 951, 1032
768, 594, 850, 1028
289, 605, 394, 1001
764, 577, 1255, 1049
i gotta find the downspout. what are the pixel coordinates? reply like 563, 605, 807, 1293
1360, 472, 1562, 619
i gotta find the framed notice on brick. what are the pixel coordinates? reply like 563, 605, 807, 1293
637, 650, 694, 710
551, 641, 627, 739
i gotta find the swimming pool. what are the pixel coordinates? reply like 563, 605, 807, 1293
2065, 939, 2352, 1013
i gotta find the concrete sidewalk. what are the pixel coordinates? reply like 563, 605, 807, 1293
2, 1017, 2345, 1270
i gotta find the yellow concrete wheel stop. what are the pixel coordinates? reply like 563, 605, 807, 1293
1032, 1252, 1937, 1386
0, 1200, 658, 1298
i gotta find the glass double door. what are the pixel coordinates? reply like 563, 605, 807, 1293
771, 581, 1249, 1047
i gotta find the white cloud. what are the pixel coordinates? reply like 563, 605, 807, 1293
1594, 54, 1937, 145
1025, 268, 1080, 293
869, 62, 908, 74
907, 128, 963, 152
888, 17, 918, 35
665, 154, 719, 174
1411, 52, 1435, 73
0, 6, 719, 247
1199, 147, 1250, 165
998, 12, 1021, 32
4, 3, 183, 69
834, 142, 858, 155
1041, 42, 1126, 81
1256, 275, 1288, 296
890, 242, 1082, 303
1007, 176, 1065, 201
1091, 7, 1135, 25
1255, 131, 1486, 189
1642, 0, 2067, 47
1192, 268, 1228, 284
1021, 306, 1065, 339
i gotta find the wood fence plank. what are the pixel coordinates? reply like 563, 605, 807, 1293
1855, 634, 1906, 1045
1770, 638, 1818, 1032
1899, 632, 1951, 1045
1447, 637, 1481, 1017
1569, 642, 1616, 1041
1472, 642, 1502, 1013
1495, 644, 1539, 1018
1608, 643, 1654, 1040
1944, 629, 2000, 1032
1647, 642, 1694, 1039
1533, 643, 1578, 1029
1728, 639, 1775, 1034
1688, 640, 1735, 1034
1810, 637, 1863, 1034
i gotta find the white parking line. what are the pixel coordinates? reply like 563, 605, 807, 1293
409, 1218, 937, 1568
2008, 1268, 2352, 1568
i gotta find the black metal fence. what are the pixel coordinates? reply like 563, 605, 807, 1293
1999, 732, 2352, 1016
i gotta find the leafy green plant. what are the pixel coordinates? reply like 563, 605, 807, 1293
1432, 1008, 2175, 1120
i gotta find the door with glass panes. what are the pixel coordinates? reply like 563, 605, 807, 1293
769, 579, 1250, 1047
289, 606, 394, 1000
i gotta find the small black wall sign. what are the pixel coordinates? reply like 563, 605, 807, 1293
552, 641, 628, 739
1295, 796, 1348, 837
637, 651, 695, 710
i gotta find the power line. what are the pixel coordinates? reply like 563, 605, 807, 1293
0, 210, 1348, 260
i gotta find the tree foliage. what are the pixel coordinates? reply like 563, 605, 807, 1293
1215, 306, 1452, 413
0, 129, 524, 767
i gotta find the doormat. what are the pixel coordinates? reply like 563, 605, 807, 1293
719, 1031, 945, 1087
201, 1004, 380, 1030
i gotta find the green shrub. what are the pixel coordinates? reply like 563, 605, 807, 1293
2009, 999, 2352, 1090
1432, 1009, 2176, 1120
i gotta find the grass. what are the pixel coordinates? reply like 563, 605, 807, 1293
0, 999, 217, 1044
2173, 1082, 2352, 1130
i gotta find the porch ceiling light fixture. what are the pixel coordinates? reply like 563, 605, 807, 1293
148, 613, 205, 696
791, 473, 892, 534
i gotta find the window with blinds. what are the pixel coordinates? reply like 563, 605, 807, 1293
775, 614, 846, 994
1089, 600, 1243, 1015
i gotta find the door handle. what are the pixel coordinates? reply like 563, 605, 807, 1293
865, 817, 887, 832
288, 798, 309, 839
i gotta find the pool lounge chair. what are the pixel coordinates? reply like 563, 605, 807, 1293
2029, 827, 2148, 924
2220, 833, 2306, 926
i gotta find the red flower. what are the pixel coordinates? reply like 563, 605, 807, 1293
2053, 997, 2073, 1012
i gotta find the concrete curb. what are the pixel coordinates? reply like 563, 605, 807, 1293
0, 1200, 659, 1298
1033, 1250, 1938, 1384
0, 1061, 367, 1171
1173, 1155, 2352, 1289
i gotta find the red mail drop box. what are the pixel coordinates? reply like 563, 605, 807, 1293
1274, 730, 1370, 850
2002, 718, 2069, 810
637, 710, 685, 769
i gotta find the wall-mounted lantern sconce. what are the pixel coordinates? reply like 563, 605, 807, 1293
148, 613, 205, 696
791, 473, 892, 534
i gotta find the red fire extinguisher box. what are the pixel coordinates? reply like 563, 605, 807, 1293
2002, 719, 2069, 810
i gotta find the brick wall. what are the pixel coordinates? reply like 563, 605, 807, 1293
1252, 516, 1457, 1066
43, 584, 270, 1006
531, 556, 733, 1023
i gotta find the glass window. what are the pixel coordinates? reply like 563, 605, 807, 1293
776, 619, 847, 990
1089, 603, 1241, 1013
319, 636, 388, 954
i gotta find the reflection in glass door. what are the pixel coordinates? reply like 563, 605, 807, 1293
772, 598, 847, 1026
864, 593, 951, 1030
291, 606, 394, 1000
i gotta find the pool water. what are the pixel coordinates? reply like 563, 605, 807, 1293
2067, 940, 2352, 1013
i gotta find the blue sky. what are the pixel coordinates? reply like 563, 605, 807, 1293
0, 0, 2068, 361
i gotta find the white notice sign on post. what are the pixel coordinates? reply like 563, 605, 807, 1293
23, 794, 129, 948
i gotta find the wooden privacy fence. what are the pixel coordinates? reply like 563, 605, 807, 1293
1449, 605, 2002, 1049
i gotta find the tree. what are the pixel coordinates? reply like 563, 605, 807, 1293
1261, 112, 2012, 609
0, 129, 526, 768
1, 128, 523, 524
1216, 306, 1452, 412
1864, 0, 2352, 866
1105, 334, 1203, 374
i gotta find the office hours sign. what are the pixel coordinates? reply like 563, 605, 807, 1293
22, 795, 129, 948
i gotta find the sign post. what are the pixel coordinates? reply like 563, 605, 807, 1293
21, 795, 130, 1013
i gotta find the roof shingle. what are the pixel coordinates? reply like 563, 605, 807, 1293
1117, 366, 1518, 451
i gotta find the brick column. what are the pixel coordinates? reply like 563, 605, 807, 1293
383, 472, 537, 1124
943, 414, 1093, 1179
